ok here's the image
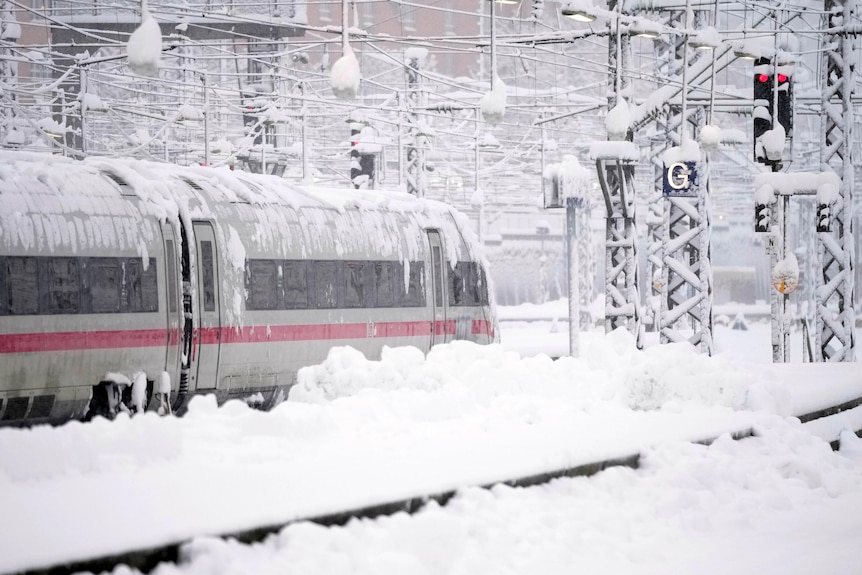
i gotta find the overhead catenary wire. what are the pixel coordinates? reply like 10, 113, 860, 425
0, 0, 832, 208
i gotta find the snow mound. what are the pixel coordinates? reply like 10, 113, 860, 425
0, 413, 180, 482
290, 330, 784, 414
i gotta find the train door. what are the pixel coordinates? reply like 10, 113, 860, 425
427, 230, 448, 347
192, 221, 221, 390
161, 223, 182, 380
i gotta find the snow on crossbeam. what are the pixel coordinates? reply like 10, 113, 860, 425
588, 141, 639, 161
752, 171, 841, 199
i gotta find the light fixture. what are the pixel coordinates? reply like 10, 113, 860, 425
562, 7, 596, 22
733, 49, 758, 60
35, 117, 65, 138
690, 41, 716, 50
730, 40, 759, 60
689, 27, 720, 50
628, 19, 663, 39
561, 1, 596, 22
487, 0, 518, 4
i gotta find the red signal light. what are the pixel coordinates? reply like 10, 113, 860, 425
757, 74, 769, 83
777, 73, 788, 83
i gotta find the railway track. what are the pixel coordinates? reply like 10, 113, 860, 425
13, 398, 862, 575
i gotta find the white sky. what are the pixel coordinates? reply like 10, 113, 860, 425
1, 306, 861, 575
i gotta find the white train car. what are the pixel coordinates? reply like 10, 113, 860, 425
0, 152, 497, 425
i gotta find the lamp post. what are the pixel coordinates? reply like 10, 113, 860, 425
481, 0, 508, 125
202, 73, 210, 166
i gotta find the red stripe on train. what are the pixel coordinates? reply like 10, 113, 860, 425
0, 329, 169, 353
472, 319, 495, 338
0, 319, 491, 353
205, 321, 440, 345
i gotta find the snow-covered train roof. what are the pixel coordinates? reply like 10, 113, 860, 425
0, 152, 482, 266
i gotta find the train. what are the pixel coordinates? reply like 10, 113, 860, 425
0, 151, 497, 425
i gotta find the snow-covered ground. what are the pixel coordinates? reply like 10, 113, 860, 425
1, 304, 861, 575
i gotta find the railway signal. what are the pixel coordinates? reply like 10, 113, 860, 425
754, 201, 770, 233
753, 57, 793, 164
349, 112, 377, 189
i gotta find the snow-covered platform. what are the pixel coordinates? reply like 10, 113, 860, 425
1, 328, 861, 574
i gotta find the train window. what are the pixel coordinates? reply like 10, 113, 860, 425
165, 241, 178, 314
449, 262, 468, 306
47, 257, 80, 313
477, 264, 489, 305
374, 261, 395, 307
0, 258, 5, 315
6, 257, 38, 315
449, 262, 487, 307
246, 259, 278, 310
344, 261, 371, 308
127, 258, 158, 313
403, 261, 426, 307
284, 261, 308, 309
200, 241, 216, 312
313, 261, 338, 309
431, 247, 444, 307
143, 259, 158, 311
90, 258, 121, 313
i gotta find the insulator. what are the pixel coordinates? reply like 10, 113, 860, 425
531, 0, 544, 21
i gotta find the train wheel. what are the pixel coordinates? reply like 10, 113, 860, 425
83, 382, 114, 421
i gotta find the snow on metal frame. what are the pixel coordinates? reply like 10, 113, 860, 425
0, 151, 493, 329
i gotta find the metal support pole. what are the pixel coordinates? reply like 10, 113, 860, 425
767, 192, 785, 362
656, 0, 714, 355
597, 156, 641, 345
300, 81, 309, 183
79, 69, 87, 154
405, 52, 425, 197
341, 0, 349, 55
599, 1, 640, 346
475, 107, 483, 243
489, 0, 496, 83
577, 197, 594, 331
567, 197, 581, 357
782, 195, 790, 361
202, 74, 210, 167
647, 19, 674, 332
0, 1, 18, 145
818, 0, 856, 361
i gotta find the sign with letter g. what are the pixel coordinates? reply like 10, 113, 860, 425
662, 161, 699, 197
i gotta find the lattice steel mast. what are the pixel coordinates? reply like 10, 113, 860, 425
817, 0, 856, 361
657, 4, 714, 354
594, 0, 642, 345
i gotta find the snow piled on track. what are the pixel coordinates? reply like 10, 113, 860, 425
1, 328, 861, 574
149, 425, 862, 575
291, 329, 787, 414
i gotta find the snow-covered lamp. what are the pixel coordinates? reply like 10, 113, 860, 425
480, 75, 507, 125
730, 40, 760, 60
605, 97, 631, 141
689, 27, 720, 50
36, 117, 66, 139
629, 22, 662, 39
561, 0, 596, 22
330, 43, 360, 101
699, 124, 721, 151
631, 29, 660, 39
127, 0, 162, 77
330, 0, 360, 101
771, 253, 799, 295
